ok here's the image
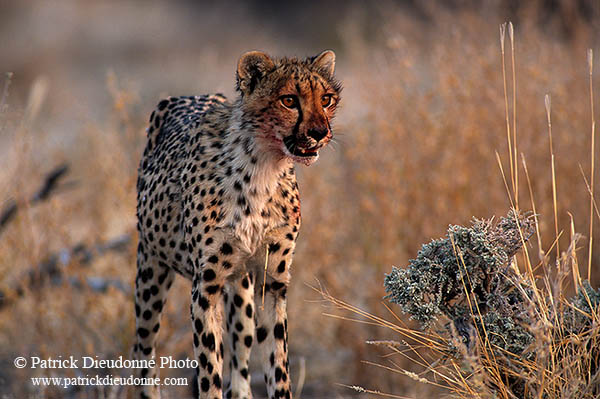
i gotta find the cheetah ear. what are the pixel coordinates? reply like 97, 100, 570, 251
236, 51, 275, 95
311, 50, 336, 76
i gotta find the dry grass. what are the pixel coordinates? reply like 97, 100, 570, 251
0, 1, 599, 398
316, 12, 600, 399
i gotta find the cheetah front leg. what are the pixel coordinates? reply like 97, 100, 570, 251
254, 240, 295, 399
191, 267, 226, 398
224, 272, 255, 399
255, 276, 292, 399
189, 232, 240, 399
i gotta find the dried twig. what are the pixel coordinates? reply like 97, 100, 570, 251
0, 163, 70, 234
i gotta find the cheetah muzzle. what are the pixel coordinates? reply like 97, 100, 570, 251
133, 50, 342, 399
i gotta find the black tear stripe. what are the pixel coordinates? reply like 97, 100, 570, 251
292, 84, 303, 136
325, 115, 332, 133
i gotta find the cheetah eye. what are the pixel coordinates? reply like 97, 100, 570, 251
321, 94, 333, 108
280, 96, 297, 109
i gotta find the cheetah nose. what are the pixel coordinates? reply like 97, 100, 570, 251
307, 128, 328, 142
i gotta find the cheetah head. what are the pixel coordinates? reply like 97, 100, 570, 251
236, 50, 342, 166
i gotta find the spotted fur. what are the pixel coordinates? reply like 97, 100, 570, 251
133, 50, 341, 399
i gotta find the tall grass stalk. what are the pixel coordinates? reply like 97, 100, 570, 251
500, 23, 515, 206
588, 49, 595, 281
545, 94, 561, 261
510, 22, 518, 211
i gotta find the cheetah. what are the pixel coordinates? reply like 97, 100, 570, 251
133, 50, 341, 399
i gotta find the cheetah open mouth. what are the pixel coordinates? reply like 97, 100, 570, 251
283, 136, 319, 158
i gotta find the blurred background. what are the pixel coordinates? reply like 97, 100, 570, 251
1, 0, 599, 398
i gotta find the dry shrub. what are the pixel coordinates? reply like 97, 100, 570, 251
322, 207, 600, 398
382, 211, 599, 398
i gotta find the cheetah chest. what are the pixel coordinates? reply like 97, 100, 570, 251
222, 184, 299, 256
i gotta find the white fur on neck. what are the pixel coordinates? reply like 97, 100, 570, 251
222, 108, 292, 254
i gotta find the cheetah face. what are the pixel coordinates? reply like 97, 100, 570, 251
236, 50, 342, 166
